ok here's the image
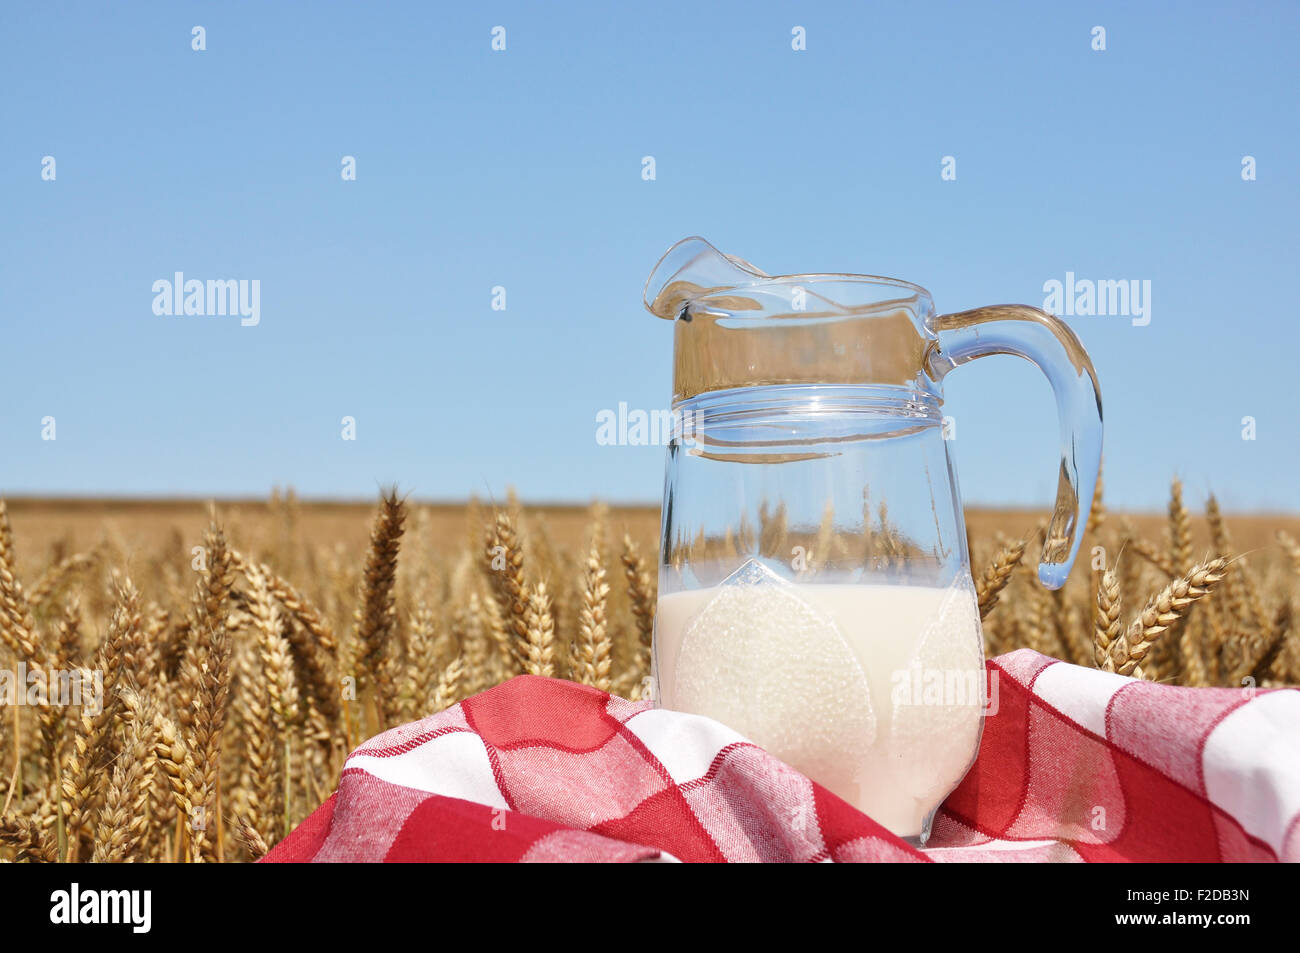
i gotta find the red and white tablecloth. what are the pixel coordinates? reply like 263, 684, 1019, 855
265, 650, 1300, 862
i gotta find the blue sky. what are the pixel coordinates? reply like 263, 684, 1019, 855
2, 1, 1297, 510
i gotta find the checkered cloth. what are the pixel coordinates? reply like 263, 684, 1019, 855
264, 650, 1300, 862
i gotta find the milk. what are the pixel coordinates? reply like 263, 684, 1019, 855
654, 564, 985, 840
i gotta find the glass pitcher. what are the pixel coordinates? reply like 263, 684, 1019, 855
644, 237, 1102, 843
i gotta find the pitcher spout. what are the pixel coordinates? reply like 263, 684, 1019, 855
642, 237, 768, 320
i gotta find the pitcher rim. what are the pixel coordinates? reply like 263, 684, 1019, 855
644, 236, 935, 318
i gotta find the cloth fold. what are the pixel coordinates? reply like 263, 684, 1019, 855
265, 650, 1299, 862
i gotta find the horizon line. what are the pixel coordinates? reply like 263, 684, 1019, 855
2, 493, 1297, 519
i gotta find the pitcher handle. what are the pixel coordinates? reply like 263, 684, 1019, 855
930, 305, 1103, 590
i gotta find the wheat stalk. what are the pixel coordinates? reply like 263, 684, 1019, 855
92, 689, 156, 862
574, 541, 613, 691
152, 711, 204, 862
1274, 530, 1300, 575
28, 550, 98, 612
430, 656, 466, 713
1206, 495, 1267, 634
182, 522, 233, 862
354, 489, 406, 728
1168, 478, 1193, 575
232, 550, 339, 723
976, 538, 1026, 620
1130, 536, 1176, 577
1093, 567, 1121, 671
1112, 558, 1229, 678
1231, 600, 1291, 686
522, 582, 556, 677
0, 810, 55, 863
234, 813, 270, 860
621, 534, 655, 656
1086, 467, 1106, 536
1178, 604, 1211, 686
484, 511, 529, 673
0, 501, 47, 669
459, 593, 492, 695
61, 576, 146, 860
246, 563, 301, 728
235, 627, 280, 850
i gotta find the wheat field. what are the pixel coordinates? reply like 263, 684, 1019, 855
0, 482, 1297, 863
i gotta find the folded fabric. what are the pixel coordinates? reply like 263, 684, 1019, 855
264, 649, 1300, 862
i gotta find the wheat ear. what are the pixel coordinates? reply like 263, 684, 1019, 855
92, 689, 157, 862
61, 578, 144, 860
1167, 477, 1193, 574
1130, 537, 1176, 577
1112, 558, 1229, 678
0, 499, 46, 668
574, 541, 613, 691
430, 656, 466, 713
182, 522, 233, 863
522, 582, 556, 677
0, 811, 55, 863
1232, 600, 1291, 686
152, 711, 205, 862
484, 511, 529, 673
233, 813, 270, 860
621, 534, 655, 657
1093, 567, 1121, 671
1271, 529, 1300, 576
232, 550, 339, 724
354, 489, 406, 727
976, 538, 1026, 620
